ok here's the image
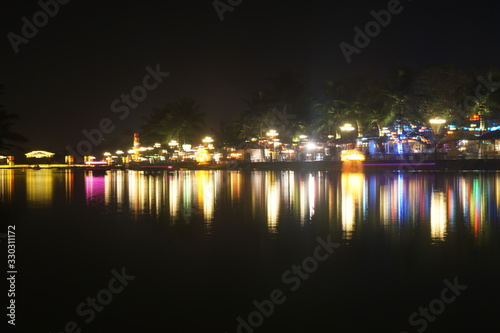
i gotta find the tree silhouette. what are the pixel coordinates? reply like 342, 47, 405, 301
141, 98, 205, 144
0, 84, 28, 153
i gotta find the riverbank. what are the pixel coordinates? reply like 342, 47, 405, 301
219, 159, 500, 171
2, 159, 500, 171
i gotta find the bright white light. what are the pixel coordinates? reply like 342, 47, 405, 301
267, 130, 279, 137
306, 143, 316, 149
202, 136, 214, 143
430, 119, 446, 124
340, 123, 355, 131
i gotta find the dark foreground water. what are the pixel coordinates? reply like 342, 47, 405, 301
1, 169, 499, 332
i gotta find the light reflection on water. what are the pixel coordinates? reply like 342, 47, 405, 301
0, 169, 14, 206
1, 169, 499, 241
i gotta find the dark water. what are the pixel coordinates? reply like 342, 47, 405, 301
1, 169, 499, 332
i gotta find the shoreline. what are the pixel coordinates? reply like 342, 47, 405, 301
2, 159, 500, 171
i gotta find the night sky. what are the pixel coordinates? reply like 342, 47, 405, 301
1, 0, 499, 154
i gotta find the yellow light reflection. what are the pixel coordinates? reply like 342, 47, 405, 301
0, 169, 14, 205
26, 169, 53, 208
341, 172, 364, 240
65, 170, 74, 203
198, 171, 214, 233
229, 171, 241, 203
430, 191, 447, 242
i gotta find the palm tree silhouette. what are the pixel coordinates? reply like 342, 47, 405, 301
141, 98, 205, 144
0, 84, 27, 153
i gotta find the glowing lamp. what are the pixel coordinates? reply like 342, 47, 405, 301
266, 130, 279, 137
340, 150, 366, 162
202, 136, 214, 143
340, 123, 355, 131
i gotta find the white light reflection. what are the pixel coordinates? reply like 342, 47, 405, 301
430, 191, 447, 242
266, 172, 280, 233
169, 172, 180, 220
308, 173, 315, 221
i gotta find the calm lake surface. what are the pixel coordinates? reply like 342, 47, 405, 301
2, 169, 499, 332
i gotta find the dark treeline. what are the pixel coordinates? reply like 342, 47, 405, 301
0, 84, 27, 154
2, 64, 499, 155
140, 64, 500, 147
